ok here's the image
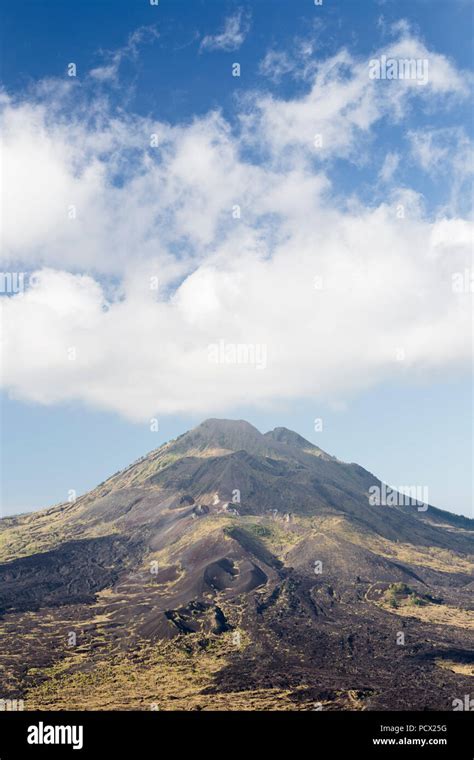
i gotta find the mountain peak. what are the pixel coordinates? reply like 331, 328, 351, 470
264, 426, 334, 460
265, 426, 314, 448
171, 418, 265, 455
196, 418, 260, 436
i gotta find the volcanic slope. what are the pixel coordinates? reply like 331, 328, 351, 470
0, 419, 472, 710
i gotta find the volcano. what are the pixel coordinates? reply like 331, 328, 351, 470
0, 419, 472, 710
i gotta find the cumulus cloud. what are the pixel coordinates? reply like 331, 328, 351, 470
2, 209, 471, 421
200, 10, 251, 53
0, 27, 472, 421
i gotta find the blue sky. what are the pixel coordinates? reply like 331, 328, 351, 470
1, 0, 472, 517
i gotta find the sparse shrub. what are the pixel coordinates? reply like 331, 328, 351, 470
408, 594, 426, 607
247, 524, 272, 539
391, 582, 411, 596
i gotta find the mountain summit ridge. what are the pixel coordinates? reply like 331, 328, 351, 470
165, 418, 334, 461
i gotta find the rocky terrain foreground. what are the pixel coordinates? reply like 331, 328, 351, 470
0, 419, 472, 710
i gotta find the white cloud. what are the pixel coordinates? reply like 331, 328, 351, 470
0, 27, 472, 421
89, 26, 159, 83
258, 21, 324, 83
409, 127, 473, 174
259, 50, 295, 82
378, 152, 400, 183
200, 10, 250, 53
2, 203, 471, 421
408, 127, 474, 213
244, 31, 468, 167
